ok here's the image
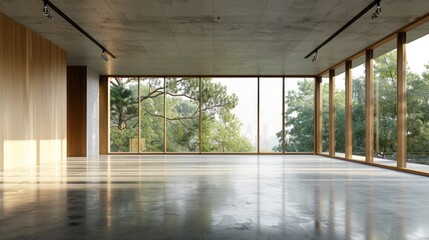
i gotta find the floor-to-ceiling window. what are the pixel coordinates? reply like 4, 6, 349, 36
406, 25, 429, 171
284, 78, 315, 152
259, 78, 283, 153
139, 78, 165, 153
201, 77, 257, 153
351, 57, 366, 160
108, 76, 314, 154
109, 77, 139, 152
373, 41, 397, 166
165, 77, 199, 153
334, 68, 346, 157
322, 75, 330, 154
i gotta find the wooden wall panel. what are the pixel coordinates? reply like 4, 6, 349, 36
0, 13, 4, 170
99, 75, 109, 154
0, 12, 67, 170
67, 66, 87, 157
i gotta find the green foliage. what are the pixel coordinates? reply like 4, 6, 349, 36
274, 51, 429, 163
109, 77, 253, 152
272, 79, 315, 152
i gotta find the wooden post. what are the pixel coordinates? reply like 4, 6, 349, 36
315, 77, 322, 154
329, 69, 335, 156
282, 77, 286, 153
365, 50, 374, 162
257, 77, 260, 153
199, 77, 202, 154
164, 77, 167, 153
397, 32, 407, 168
345, 61, 353, 159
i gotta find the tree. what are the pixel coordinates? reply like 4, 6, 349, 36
109, 77, 254, 152
407, 63, 429, 164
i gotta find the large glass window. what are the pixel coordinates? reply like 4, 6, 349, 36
108, 76, 314, 154
109, 77, 139, 152
284, 78, 315, 152
322, 75, 330, 154
406, 27, 429, 171
334, 68, 346, 157
373, 41, 397, 166
139, 78, 164, 152
351, 57, 366, 160
259, 78, 282, 153
165, 78, 200, 152
201, 78, 257, 152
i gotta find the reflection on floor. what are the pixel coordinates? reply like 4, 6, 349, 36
1, 155, 429, 239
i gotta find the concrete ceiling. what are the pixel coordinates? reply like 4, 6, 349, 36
0, 0, 428, 75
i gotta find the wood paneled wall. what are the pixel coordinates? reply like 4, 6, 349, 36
67, 66, 87, 157
0, 12, 67, 170
99, 76, 109, 154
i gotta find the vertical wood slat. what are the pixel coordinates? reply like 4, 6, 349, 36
164, 77, 167, 154
315, 77, 322, 154
282, 77, 286, 153
67, 66, 87, 157
329, 69, 336, 156
345, 61, 353, 159
0, 13, 4, 170
365, 50, 374, 162
99, 75, 109, 154
257, 77, 260, 153
199, 77, 202, 154
397, 32, 407, 168
137, 78, 141, 153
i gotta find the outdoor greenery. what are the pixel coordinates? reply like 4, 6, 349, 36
110, 77, 254, 152
109, 53, 429, 164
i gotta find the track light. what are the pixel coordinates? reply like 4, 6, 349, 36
312, 51, 318, 62
101, 50, 109, 62
371, 1, 381, 20
305, 0, 382, 60
43, 4, 48, 15
42, 0, 116, 61
42, 2, 53, 20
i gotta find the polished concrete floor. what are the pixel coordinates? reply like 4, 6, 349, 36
1, 155, 429, 240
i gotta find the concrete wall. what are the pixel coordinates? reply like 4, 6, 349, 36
87, 68, 99, 156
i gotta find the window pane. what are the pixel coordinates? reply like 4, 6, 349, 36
201, 78, 257, 152
352, 57, 366, 160
322, 75, 329, 154
407, 26, 429, 171
374, 42, 397, 166
260, 78, 282, 153
284, 78, 314, 152
140, 78, 164, 152
335, 69, 346, 157
109, 77, 139, 152
165, 77, 199, 152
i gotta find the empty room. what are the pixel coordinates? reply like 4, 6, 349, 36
1, 0, 429, 239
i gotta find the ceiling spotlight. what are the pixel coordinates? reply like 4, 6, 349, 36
42, 2, 53, 20
371, 1, 381, 20
312, 51, 318, 62
101, 50, 109, 62
43, 4, 48, 15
